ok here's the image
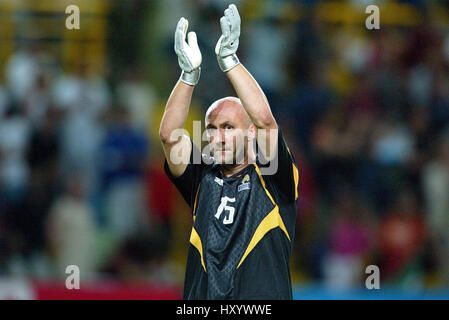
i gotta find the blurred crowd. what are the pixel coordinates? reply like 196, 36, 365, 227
0, 0, 448, 292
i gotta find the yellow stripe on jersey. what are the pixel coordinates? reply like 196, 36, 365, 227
286, 145, 299, 201
190, 227, 206, 272
237, 205, 289, 269
293, 163, 299, 200
193, 183, 201, 222
253, 164, 290, 241
277, 210, 290, 242
236, 164, 291, 269
253, 164, 276, 205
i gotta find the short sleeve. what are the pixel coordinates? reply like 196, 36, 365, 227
164, 139, 210, 211
257, 127, 299, 203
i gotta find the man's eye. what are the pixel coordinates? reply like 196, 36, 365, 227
225, 125, 233, 130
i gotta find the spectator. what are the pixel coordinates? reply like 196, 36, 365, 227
100, 107, 150, 242
0, 106, 31, 202
46, 174, 97, 279
422, 133, 449, 285
379, 189, 426, 287
322, 190, 374, 290
116, 66, 157, 130
5, 48, 38, 103
145, 158, 176, 239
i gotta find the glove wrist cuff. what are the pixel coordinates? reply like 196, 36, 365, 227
180, 68, 201, 86
217, 54, 240, 72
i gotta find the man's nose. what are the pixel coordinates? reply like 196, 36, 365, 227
215, 128, 226, 143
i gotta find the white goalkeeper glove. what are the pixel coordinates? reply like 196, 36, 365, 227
215, 4, 241, 72
174, 17, 202, 85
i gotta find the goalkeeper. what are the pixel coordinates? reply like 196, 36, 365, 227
159, 4, 299, 300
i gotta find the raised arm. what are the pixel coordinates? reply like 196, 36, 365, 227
226, 64, 276, 130
159, 18, 201, 177
215, 4, 278, 159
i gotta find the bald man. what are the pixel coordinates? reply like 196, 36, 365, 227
159, 4, 299, 300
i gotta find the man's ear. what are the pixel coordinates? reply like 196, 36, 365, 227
247, 123, 256, 141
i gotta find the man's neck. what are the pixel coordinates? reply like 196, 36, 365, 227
220, 151, 256, 178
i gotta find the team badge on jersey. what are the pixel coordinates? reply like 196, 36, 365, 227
238, 174, 251, 192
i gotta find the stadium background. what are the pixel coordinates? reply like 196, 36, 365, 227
0, 0, 448, 299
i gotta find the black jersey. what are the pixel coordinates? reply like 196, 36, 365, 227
164, 127, 299, 300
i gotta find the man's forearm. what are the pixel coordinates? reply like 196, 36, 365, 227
159, 80, 194, 144
226, 64, 276, 129
160, 16, 201, 144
